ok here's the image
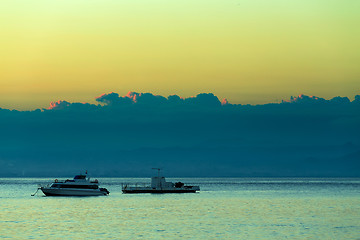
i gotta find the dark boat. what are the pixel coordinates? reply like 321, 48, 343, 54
122, 168, 200, 194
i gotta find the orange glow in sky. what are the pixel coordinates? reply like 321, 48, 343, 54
0, 0, 359, 110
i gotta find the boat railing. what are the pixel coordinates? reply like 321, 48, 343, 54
38, 183, 51, 188
121, 183, 148, 190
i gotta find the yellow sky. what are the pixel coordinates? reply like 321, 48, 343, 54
0, 0, 359, 110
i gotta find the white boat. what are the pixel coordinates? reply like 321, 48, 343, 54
122, 168, 200, 194
37, 173, 109, 196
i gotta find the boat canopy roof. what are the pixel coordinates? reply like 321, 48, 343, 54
74, 175, 86, 179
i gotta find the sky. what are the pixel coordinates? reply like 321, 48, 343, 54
0, 1, 359, 177
1, 0, 359, 110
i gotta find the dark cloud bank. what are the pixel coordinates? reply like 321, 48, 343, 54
1, 92, 359, 177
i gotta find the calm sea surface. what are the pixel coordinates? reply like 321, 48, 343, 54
1, 178, 359, 239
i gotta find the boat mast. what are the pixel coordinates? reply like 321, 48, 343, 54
152, 168, 161, 189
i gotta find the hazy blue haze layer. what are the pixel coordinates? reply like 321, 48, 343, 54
0, 92, 359, 177
1, 178, 359, 239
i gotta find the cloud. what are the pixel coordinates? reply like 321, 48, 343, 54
48, 100, 71, 110
281, 94, 358, 105
95, 92, 133, 106
44, 93, 360, 116
330, 96, 350, 104
46, 92, 359, 115
282, 94, 327, 104
129, 92, 167, 105
221, 98, 229, 105
92, 92, 359, 109
48, 100, 100, 112
167, 95, 184, 105
1, 91, 359, 177
354, 95, 360, 103
94, 91, 222, 109
95, 91, 168, 107
184, 93, 221, 107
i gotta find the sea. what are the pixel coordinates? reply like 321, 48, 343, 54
1, 178, 359, 239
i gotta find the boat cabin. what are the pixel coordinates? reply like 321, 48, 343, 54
74, 175, 87, 180
51, 184, 99, 189
151, 176, 175, 189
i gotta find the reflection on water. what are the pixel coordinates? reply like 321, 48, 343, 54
0, 178, 359, 239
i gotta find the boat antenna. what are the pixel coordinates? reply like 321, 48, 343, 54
152, 168, 161, 178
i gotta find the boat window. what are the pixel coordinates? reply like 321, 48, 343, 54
74, 175, 86, 179
55, 184, 98, 189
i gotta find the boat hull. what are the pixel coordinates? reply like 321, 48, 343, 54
122, 189, 197, 194
41, 187, 108, 196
